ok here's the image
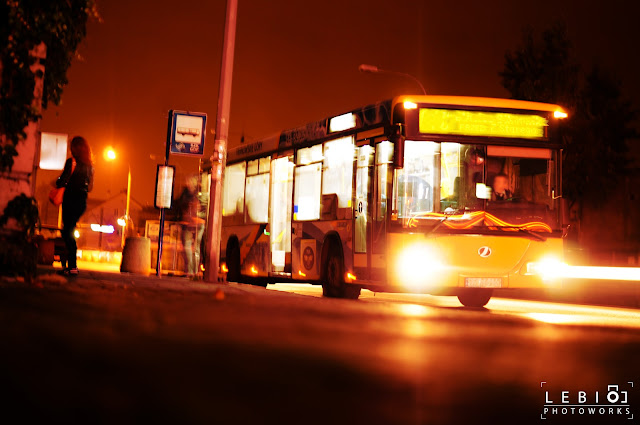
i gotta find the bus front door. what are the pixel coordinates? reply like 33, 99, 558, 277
354, 141, 393, 283
372, 141, 394, 282
354, 145, 373, 280
269, 155, 294, 274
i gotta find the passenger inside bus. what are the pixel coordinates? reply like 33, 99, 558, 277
461, 147, 485, 209
491, 173, 512, 201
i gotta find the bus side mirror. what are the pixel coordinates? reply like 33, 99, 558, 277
389, 125, 405, 169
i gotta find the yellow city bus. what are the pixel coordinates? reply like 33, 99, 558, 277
217, 95, 568, 307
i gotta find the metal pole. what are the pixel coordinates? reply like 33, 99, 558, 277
204, 0, 238, 282
383, 69, 427, 96
157, 111, 173, 277
98, 207, 103, 252
126, 165, 131, 225
122, 164, 131, 248
157, 210, 165, 276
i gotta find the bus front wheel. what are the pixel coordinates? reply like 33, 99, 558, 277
322, 251, 361, 300
457, 289, 492, 308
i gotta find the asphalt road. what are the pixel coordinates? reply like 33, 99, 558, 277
1, 268, 639, 425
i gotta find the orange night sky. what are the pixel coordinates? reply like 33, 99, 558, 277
39, 0, 640, 206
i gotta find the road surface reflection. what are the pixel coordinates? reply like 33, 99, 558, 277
268, 283, 640, 329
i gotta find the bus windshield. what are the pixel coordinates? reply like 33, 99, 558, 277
393, 141, 560, 233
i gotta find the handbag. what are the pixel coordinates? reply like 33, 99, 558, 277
49, 187, 65, 206
49, 159, 76, 206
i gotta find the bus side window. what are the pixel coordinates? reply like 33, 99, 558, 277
294, 146, 323, 221
375, 141, 394, 222
245, 157, 270, 224
222, 162, 246, 225
322, 136, 355, 220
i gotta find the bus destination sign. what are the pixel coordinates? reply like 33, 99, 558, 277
419, 108, 548, 140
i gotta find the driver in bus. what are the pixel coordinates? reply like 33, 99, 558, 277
491, 173, 512, 201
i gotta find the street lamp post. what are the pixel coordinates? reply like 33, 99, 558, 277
104, 147, 132, 249
358, 64, 427, 95
123, 164, 131, 247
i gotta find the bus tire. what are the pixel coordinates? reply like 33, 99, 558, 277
457, 289, 492, 308
322, 249, 361, 300
245, 276, 268, 288
226, 239, 242, 283
343, 283, 362, 300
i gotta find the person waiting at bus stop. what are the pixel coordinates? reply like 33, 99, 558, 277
176, 175, 206, 278
55, 136, 94, 275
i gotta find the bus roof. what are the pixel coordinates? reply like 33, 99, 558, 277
227, 99, 392, 163
393, 95, 568, 115
226, 95, 568, 163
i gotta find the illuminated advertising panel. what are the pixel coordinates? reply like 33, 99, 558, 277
39, 133, 68, 170
154, 165, 175, 209
418, 108, 548, 140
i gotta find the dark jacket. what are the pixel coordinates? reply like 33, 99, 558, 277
56, 158, 94, 194
176, 188, 206, 225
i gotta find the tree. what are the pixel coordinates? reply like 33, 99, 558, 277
0, 0, 99, 171
500, 22, 637, 208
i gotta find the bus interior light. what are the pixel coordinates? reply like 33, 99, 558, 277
553, 110, 568, 119
403, 101, 418, 109
475, 183, 491, 200
90, 224, 115, 234
329, 113, 356, 132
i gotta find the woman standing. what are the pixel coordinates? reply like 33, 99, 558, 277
56, 136, 94, 275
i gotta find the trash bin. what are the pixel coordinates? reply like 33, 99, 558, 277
120, 236, 151, 275
36, 236, 55, 265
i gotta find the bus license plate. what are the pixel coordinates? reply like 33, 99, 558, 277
465, 277, 502, 288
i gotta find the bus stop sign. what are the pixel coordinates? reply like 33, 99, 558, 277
169, 111, 207, 156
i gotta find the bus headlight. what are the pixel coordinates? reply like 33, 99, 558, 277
525, 257, 566, 282
395, 243, 445, 292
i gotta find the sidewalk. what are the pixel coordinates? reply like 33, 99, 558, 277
34, 263, 306, 300
27, 262, 640, 311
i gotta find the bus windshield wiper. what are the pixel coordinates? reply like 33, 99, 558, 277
489, 225, 547, 242
517, 227, 547, 242
426, 216, 449, 235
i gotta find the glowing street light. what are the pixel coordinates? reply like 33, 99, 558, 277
358, 63, 427, 95
104, 147, 116, 161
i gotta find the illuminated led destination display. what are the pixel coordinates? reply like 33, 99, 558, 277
419, 108, 548, 139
